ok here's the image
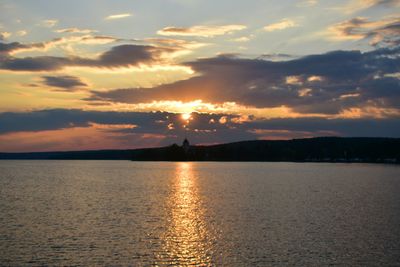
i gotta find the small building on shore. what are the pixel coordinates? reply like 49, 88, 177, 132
182, 138, 190, 153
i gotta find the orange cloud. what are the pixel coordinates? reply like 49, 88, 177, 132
286, 75, 303, 85
157, 25, 246, 37
0, 31, 11, 40
83, 100, 301, 119
0, 124, 163, 152
264, 19, 298, 32
337, 106, 400, 119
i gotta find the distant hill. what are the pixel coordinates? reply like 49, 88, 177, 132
1, 137, 399, 163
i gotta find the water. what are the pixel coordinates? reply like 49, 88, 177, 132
0, 161, 399, 266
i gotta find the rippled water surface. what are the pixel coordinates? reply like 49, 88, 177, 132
1, 161, 400, 266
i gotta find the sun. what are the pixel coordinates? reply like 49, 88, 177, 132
181, 113, 191, 120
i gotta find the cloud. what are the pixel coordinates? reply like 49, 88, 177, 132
145, 38, 209, 50
264, 19, 298, 32
157, 24, 246, 37
105, 13, 132, 20
232, 36, 251, 43
0, 109, 247, 142
75, 35, 123, 44
336, 0, 400, 14
297, 0, 318, 7
0, 42, 28, 55
0, 124, 154, 152
0, 44, 170, 71
41, 19, 58, 28
1, 56, 71, 71
1, 109, 399, 151
257, 53, 295, 61
328, 16, 400, 46
86, 47, 400, 116
0, 31, 11, 40
0, 109, 141, 134
0, 35, 123, 57
16, 30, 27, 36
92, 44, 162, 67
0, 35, 203, 71
41, 75, 88, 90
55, 28, 97, 34
248, 117, 400, 137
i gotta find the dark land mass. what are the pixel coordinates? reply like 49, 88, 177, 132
1, 137, 399, 163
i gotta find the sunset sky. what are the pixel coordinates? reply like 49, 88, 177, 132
1, 0, 399, 152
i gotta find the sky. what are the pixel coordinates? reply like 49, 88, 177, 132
0, 0, 399, 152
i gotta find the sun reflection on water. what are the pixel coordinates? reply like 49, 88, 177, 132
157, 162, 212, 266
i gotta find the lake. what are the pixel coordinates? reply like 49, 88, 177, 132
0, 161, 399, 266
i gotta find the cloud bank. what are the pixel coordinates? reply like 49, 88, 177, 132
87, 47, 400, 116
1, 109, 399, 152
0, 43, 171, 71
329, 16, 400, 46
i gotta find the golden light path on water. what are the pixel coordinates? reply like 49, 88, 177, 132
156, 162, 213, 266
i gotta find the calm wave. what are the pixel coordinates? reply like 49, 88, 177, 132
0, 161, 399, 266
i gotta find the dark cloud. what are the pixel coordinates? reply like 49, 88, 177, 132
1, 109, 399, 151
0, 42, 34, 55
247, 117, 400, 137
0, 109, 166, 134
2, 56, 71, 71
0, 43, 169, 71
88, 47, 400, 115
92, 44, 162, 67
41, 75, 88, 90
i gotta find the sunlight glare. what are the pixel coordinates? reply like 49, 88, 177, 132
181, 113, 191, 120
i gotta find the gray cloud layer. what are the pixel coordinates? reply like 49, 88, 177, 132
1, 109, 399, 148
88, 47, 400, 115
0, 43, 169, 71
41, 75, 88, 90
